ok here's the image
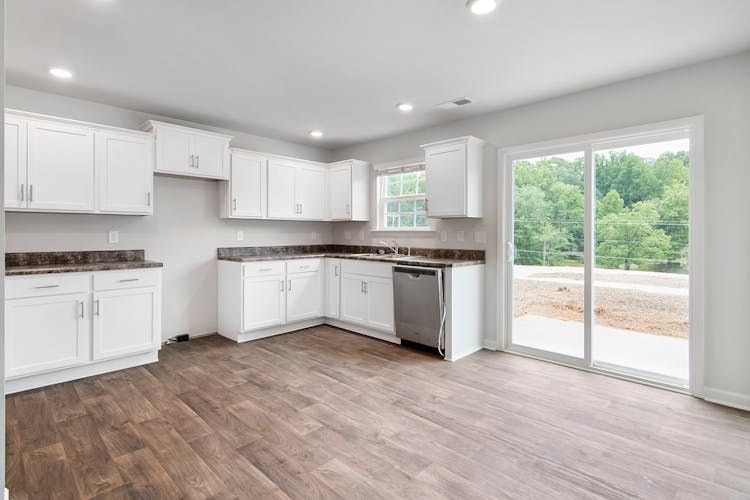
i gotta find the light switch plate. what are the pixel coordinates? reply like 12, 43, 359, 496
440, 231, 448, 242
236, 231, 244, 242
108, 231, 119, 244
358, 231, 365, 241
457, 230, 465, 242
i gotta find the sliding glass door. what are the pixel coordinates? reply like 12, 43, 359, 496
504, 121, 700, 391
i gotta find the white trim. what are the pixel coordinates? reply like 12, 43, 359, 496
498, 116, 705, 396
704, 387, 750, 412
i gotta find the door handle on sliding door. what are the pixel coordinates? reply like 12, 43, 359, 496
507, 241, 514, 263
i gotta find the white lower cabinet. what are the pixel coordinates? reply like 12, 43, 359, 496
5, 293, 90, 378
340, 272, 395, 333
4, 268, 162, 393
287, 271, 323, 322
242, 274, 286, 331
324, 259, 341, 319
93, 287, 158, 361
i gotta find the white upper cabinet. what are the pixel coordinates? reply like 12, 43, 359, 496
27, 120, 96, 212
220, 149, 267, 218
96, 130, 154, 215
421, 136, 485, 218
5, 110, 155, 215
5, 114, 27, 209
143, 120, 232, 180
328, 160, 370, 221
267, 158, 298, 218
295, 164, 326, 220
267, 158, 327, 220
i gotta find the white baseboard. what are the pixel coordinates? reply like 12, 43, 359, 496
230, 318, 326, 343
703, 387, 750, 412
482, 338, 500, 350
324, 318, 401, 344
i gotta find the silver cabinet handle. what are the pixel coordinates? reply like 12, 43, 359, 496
118, 278, 140, 283
259, 268, 273, 272
20, 184, 24, 202
190, 154, 195, 168
34, 284, 60, 289
28, 184, 33, 202
288, 280, 292, 291
196, 155, 200, 168
364, 282, 368, 294
361, 281, 365, 294
334, 265, 339, 277
280, 280, 285, 292
147, 192, 152, 206
95, 299, 101, 316
299, 265, 311, 269
233, 198, 237, 211
299, 202, 303, 214
79, 301, 85, 318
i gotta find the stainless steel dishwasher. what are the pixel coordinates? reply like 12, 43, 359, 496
393, 265, 445, 354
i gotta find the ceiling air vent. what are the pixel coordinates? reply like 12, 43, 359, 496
437, 97, 473, 109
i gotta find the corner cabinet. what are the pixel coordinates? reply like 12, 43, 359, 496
328, 160, 370, 221
421, 136, 485, 218
219, 149, 268, 219
4, 110, 154, 215
5, 268, 162, 393
142, 120, 232, 180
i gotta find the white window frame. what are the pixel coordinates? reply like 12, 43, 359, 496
376, 162, 434, 232
497, 116, 705, 398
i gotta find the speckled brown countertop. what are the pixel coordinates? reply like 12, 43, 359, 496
6, 250, 163, 276
217, 245, 485, 268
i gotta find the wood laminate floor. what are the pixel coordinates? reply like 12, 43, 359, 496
6, 326, 750, 499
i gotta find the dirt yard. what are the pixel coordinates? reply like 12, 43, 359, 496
513, 265, 688, 339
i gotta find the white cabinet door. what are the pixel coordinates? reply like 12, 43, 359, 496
155, 125, 193, 174
287, 271, 323, 322
5, 115, 28, 209
425, 143, 466, 217
97, 131, 154, 214
5, 294, 90, 378
295, 165, 326, 219
340, 274, 368, 326
192, 134, 227, 179
267, 159, 297, 218
366, 277, 395, 333
324, 259, 341, 319
231, 151, 267, 218
328, 166, 351, 220
27, 120, 95, 211
92, 287, 158, 360
242, 276, 286, 331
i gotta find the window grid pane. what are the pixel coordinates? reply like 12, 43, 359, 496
382, 171, 429, 228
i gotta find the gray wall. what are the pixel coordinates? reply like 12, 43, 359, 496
5, 85, 334, 341
331, 51, 750, 406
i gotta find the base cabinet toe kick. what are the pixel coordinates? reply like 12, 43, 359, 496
4, 268, 162, 394
218, 257, 484, 361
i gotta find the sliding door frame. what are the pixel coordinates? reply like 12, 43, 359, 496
497, 116, 705, 397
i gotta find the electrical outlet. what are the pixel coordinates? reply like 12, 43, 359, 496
108, 231, 119, 244
474, 231, 487, 244
457, 230, 465, 242
236, 231, 244, 242
344, 231, 352, 241
440, 231, 448, 242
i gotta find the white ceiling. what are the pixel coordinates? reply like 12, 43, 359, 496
7, 0, 750, 149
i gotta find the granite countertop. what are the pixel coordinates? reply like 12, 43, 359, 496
217, 245, 485, 269
6, 250, 163, 276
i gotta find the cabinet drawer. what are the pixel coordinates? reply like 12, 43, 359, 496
94, 269, 160, 291
341, 260, 393, 278
242, 261, 285, 278
6, 273, 91, 299
287, 259, 321, 274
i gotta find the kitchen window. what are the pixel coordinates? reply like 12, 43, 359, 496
377, 163, 431, 230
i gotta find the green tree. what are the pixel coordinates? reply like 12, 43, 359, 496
596, 201, 672, 269
595, 151, 660, 206
597, 189, 626, 218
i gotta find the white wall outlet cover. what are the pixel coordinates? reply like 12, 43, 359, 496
457, 230, 465, 242
344, 231, 352, 241
311, 232, 319, 241
236, 230, 244, 242
440, 231, 448, 242
107, 230, 119, 244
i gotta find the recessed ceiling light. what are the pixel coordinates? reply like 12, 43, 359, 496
309, 130, 323, 138
466, 0, 498, 15
49, 67, 73, 79
397, 103, 415, 112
